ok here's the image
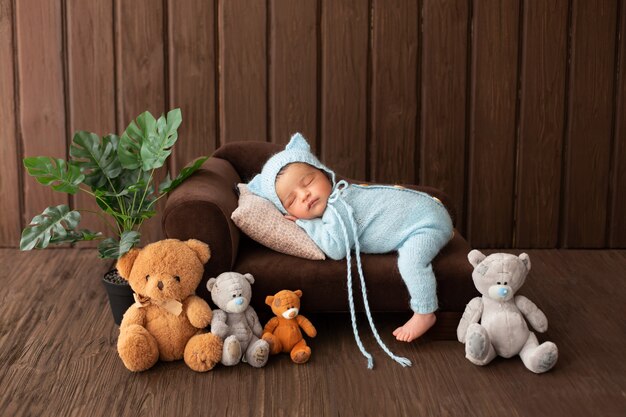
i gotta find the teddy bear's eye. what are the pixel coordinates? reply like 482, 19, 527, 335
232, 294, 236, 298
497, 282, 501, 285
174, 276, 180, 282
145, 275, 150, 281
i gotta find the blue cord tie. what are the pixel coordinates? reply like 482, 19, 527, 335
327, 181, 412, 369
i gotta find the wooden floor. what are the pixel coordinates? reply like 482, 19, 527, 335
1, 248, 625, 417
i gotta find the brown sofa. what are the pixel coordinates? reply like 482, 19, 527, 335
162, 141, 477, 338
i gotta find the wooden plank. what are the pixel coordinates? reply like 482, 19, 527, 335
370, 0, 419, 184
514, 1, 568, 248
219, 0, 267, 144
609, 4, 626, 248
2, 248, 626, 416
466, 1, 519, 247
15, 0, 68, 228
561, 0, 617, 248
168, 0, 217, 174
420, 0, 469, 231
0, 0, 21, 246
66, 0, 116, 247
269, 0, 317, 147
115, 0, 166, 245
320, 0, 368, 180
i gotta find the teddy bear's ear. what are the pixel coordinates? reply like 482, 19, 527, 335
265, 295, 275, 306
243, 273, 255, 285
116, 248, 141, 280
467, 250, 486, 268
519, 253, 531, 271
185, 239, 211, 264
294, 290, 303, 298
206, 278, 217, 292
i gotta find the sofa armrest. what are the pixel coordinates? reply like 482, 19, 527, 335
162, 157, 241, 278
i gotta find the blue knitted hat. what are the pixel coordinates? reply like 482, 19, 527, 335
247, 133, 336, 214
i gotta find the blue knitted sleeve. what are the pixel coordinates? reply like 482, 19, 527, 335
296, 205, 354, 260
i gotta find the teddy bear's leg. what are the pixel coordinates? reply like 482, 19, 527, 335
262, 332, 283, 355
464, 323, 497, 366
183, 332, 223, 372
221, 335, 243, 366
117, 324, 159, 372
290, 339, 311, 364
519, 332, 558, 373
244, 336, 270, 368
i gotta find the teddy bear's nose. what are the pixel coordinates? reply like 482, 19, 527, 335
498, 287, 508, 297
234, 297, 243, 305
157, 281, 164, 290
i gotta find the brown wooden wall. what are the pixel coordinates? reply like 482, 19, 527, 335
1, 0, 625, 249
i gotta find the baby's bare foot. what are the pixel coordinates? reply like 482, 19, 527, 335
393, 312, 436, 342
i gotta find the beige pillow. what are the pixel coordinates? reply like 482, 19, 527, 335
231, 184, 326, 260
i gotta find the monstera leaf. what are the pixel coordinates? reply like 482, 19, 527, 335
98, 231, 140, 259
23, 157, 84, 194
141, 108, 182, 170
20, 205, 101, 250
118, 109, 182, 171
70, 132, 122, 189
158, 156, 208, 194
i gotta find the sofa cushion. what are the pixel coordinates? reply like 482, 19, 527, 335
232, 230, 478, 314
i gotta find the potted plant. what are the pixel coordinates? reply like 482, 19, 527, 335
19, 108, 208, 324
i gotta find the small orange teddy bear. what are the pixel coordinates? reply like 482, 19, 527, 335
262, 289, 317, 364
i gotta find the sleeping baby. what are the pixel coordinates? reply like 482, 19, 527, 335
248, 133, 453, 368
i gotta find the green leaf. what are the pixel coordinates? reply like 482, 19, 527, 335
98, 230, 140, 259
140, 109, 181, 170
158, 156, 208, 194
20, 205, 102, 250
23, 157, 84, 194
70, 132, 122, 188
118, 119, 144, 170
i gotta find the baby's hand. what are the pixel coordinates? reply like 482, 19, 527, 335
284, 215, 298, 222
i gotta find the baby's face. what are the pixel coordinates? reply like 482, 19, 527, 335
275, 163, 332, 219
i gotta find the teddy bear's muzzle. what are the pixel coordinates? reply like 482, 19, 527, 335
488, 285, 513, 302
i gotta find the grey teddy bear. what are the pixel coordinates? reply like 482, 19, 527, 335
457, 250, 558, 373
207, 272, 269, 368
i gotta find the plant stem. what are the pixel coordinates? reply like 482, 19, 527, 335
75, 208, 118, 235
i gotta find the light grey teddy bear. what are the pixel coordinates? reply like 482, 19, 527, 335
457, 250, 558, 373
207, 272, 269, 368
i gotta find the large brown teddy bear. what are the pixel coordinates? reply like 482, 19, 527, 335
116, 239, 223, 372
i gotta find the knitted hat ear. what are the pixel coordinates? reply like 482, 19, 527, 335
247, 173, 263, 196
285, 132, 310, 151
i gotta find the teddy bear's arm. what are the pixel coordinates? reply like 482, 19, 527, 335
184, 295, 213, 329
244, 307, 263, 337
263, 317, 279, 334
457, 297, 483, 343
119, 304, 146, 329
296, 315, 317, 338
209, 309, 229, 338
515, 295, 548, 333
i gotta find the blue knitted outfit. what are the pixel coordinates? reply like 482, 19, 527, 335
248, 133, 453, 368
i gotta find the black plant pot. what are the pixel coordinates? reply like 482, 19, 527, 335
102, 269, 135, 325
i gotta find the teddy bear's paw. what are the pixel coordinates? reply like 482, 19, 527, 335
528, 342, 558, 373
184, 333, 223, 372
221, 335, 242, 366
290, 346, 311, 364
117, 325, 159, 372
465, 324, 491, 363
246, 339, 270, 368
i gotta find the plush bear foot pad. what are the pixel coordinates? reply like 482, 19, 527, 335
528, 342, 558, 373
466, 325, 490, 363
184, 333, 223, 372
291, 348, 311, 364
222, 335, 242, 366
247, 340, 270, 368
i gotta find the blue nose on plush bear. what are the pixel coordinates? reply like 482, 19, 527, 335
498, 287, 509, 297
235, 297, 244, 305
